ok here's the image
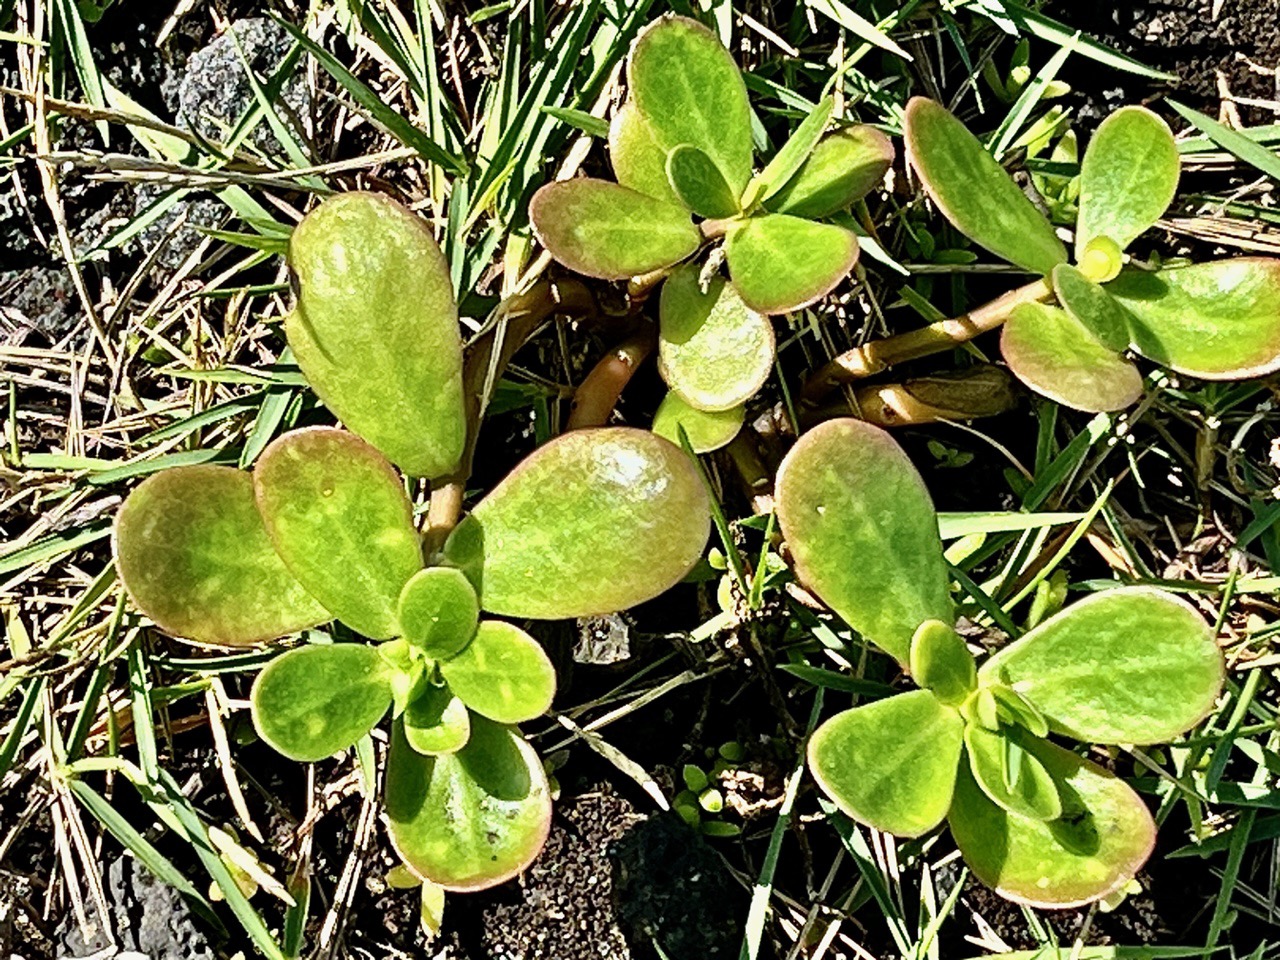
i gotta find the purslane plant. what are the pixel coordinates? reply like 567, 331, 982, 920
775, 419, 1225, 907
112, 192, 712, 891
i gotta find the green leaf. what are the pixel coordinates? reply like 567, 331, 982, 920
666, 144, 740, 218
386, 716, 553, 890
964, 725, 1062, 821
909, 620, 976, 706
980, 587, 1223, 745
628, 15, 752, 195
764, 125, 894, 219
745, 96, 833, 209
443, 428, 709, 619
949, 738, 1156, 907
775, 419, 952, 665
253, 428, 422, 640
608, 99, 680, 205
652, 392, 743, 454
904, 97, 1067, 276
809, 690, 964, 837
250, 644, 394, 762
1052, 264, 1131, 352
114, 466, 328, 646
398, 567, 480, 661
1107, 258, 1280, 379
1075, 106, 1180, 260
657, 265, 775, 411
403, 683, 471, 755
528, 178, 700, 279
1001, 303, 1143, 413
724, 214, 859, 314
287, 192, 466, 479
438, 622, 555, 724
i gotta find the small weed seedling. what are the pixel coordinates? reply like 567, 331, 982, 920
776, 419, 1225, 907
112, 193, 711, 891
529, 15, 892, 447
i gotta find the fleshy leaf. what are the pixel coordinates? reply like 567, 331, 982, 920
628, 15, 752, 195
254, 428, 422, 640
1075, 106, 1179, 261
745, 95, 833, 209
386, 716, 552, 891
949, 738, 1156, 908
398, 567, 480, 660
403, 683, 471, 755
528, 178, 700, 279
1001, 303, 1143, 413
609, 99, 680, 205
250, 644, 394, 762
443, 428, 710, 619
808, 690, 964, 837
904, 97, 1067, 276
287, 192, 465, 479
909, 620, 976, 706
964, 725, 1062, 821
657, 265, 775, 411
724, 214, 859, 314
1107, 258, 1280, 379
666, 144, 740, 219
775, 419, 952, 664
438, 621, 556, 724
114, 466, 328, 646
765, 125, 894, 219
1052, 264, 1131, 352
980, 587, 1223, 745
652, 392, 744, 454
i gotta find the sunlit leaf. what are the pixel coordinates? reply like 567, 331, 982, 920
114, 466, 327, 646
398, 567, 479, 660
1001, 303, 1143, 413
904, 97, 1066, 276
725, 214, 858, 314
809, 690, 964, 837
949, 738, 1156, 907
980, 587, 1223, 744
909, 620, 976, 706
765, 125, 894, 219
609, 99, 680, 205
386, 716, 553, 890
443, 428, 709, 619
287, 192, 465, 479
1052, 264, 1130, 352
528, 178, 700, 280
775, 419, 952, 664
403, 683, 471, 755
666, 144, 740, 219
253, 428, 422, 640
1075, 106, 1179, 260
745, 95, 833, 209
250, 644, 393, 762
438, 621, 556, 724
652, 392, 744, 454
964, 725, 1062, 821
657, 265, 775, 411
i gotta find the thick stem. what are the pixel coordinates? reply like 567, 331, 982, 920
566, 328, 657, 430
803, 365, 1020, 429
801, 278, 1052, 403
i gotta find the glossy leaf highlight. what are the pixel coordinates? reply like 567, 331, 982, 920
724, 214, 859, 314
398, 567, 480, 661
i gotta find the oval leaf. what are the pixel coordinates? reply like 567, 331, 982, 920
254, 428, 422, 640
949, 738, 1156, 908
439, 621, 556, 724
724, 214, 859, 314
652, 392, 744, 454
443, 428, 710, 619
765, 125, 894, 219
809, 690, 964, 837
909, 620, 976, 706
529, 178, 700, 280
1052, 263, 1131, 352
1075, 106, 1179, 260
609, 99, 680, 204
666, 144, 740, 219
964, 725, 1062, 821
287, 192, 465, 479
980, 587, 1223, 745
386, 716, 553, 891
658, 265, 775, 411
628, 15, 752, 195
398, 567, 480, 660
775, 419, 952, 664
1001, 303, 1143, 413
404, 683, 471, 755
251, 644, 393, 762
746, 95, 833, 209
1107, 258, 1280, 379
904, 98, 1067, 276
114, 466, 328, 646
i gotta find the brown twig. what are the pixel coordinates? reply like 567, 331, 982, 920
803, 365, 1020, 429
565, 328, 657, 430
